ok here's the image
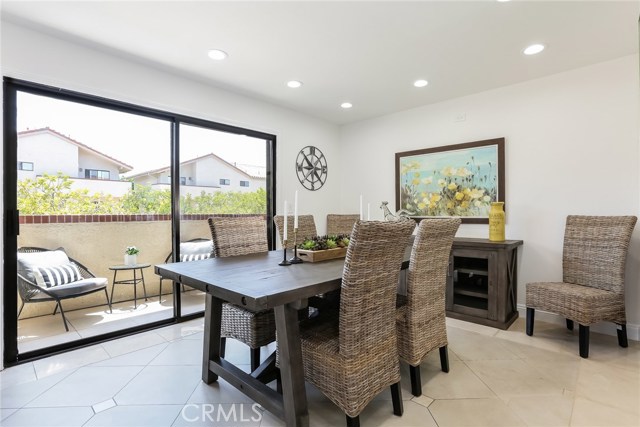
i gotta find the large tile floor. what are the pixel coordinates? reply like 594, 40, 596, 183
2, 316, 639, 427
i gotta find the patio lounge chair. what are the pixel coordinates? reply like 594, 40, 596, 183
158, 238, 213, 301
17, 247, 112, 332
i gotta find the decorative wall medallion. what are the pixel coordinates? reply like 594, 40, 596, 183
296, 146, 327, 191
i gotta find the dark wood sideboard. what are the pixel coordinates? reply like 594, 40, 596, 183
446, 238, 523, 330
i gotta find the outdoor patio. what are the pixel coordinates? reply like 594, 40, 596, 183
18, 290, 205, 353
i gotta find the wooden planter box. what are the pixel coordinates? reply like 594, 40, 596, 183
297, 247, 347, 262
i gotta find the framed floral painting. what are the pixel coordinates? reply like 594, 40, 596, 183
395, 138, 505, 224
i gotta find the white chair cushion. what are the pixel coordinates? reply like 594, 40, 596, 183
18, 249, 82, 288
179, 240, 213, 262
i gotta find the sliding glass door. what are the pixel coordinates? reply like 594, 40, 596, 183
3, 78, 276, 365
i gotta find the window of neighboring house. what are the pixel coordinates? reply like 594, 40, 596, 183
85, 169, 110, 180
240, 180, 249, 187
220, 178, 230, 185
18, 161, 34, 171
180, 177, 187, 185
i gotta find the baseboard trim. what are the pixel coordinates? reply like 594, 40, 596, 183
516, 304, 639, 342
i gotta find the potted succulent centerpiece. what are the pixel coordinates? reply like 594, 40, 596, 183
297, 234, 350, 262
124, 246, 140, 266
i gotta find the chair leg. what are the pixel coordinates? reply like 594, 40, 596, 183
579, 324, 589, 358
346, 415, 360, 427
104, 288, 112, 313
58, 302, 70, 332
390, 381, 403, 416
18, 301, 25, 319
439, 345, 450, 373
53, 302, 59, 315
250, 347, 261, 372
566, 319, 574, 331
526, 307, 535, 336
158, 278, 163, 302
617, 324, 628, 348
409, 365, 422, 396
219, 337, 226, 358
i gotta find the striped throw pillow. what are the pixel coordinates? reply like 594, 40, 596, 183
179, 253, 211, 262
38, 262, 82, 288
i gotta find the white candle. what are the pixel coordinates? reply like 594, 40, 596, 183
359, 195, 363, 220
367, 203, 371, 220
294, 190, 299, 229
283, 200, 288, 241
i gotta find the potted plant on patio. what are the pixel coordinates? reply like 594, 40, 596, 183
124, 246, 140, 265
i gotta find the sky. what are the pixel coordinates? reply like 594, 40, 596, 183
17, 92, 267, 176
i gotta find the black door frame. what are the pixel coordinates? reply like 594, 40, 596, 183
3, 77, 277, 366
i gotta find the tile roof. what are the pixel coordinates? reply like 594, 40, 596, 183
126, 152, 266, 180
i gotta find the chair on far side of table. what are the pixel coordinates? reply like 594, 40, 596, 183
396, 218, 460, 397
327, 214, 360, 236
17, 247, 111, 332
158, 238, 213, 302
526, 215, 637, 358
208, 216, 276, 371
300, 219, 415, 427
273, 214, 317, 249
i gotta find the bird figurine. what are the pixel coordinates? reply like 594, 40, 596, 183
380, 201, 414, 221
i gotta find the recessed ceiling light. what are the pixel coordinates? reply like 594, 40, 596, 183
287, 80, 303, 88
341, 102, 353, 109
414, 79, 429, 88
523, 44, 545, 55
207, 49, 228, 60
496, 0, 511, 3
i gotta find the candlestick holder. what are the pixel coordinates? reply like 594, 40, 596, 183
279, 240, 291, 266
289, 228, 303, 264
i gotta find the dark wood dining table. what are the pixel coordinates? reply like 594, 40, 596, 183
155, 247, 411, 427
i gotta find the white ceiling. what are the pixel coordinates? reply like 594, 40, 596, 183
2, 1, 639, 125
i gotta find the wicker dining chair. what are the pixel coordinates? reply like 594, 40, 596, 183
299, 219, 415, 427
207, 216, 276, 371
526, 215, 637, 358
396, 218, 460, 397
273, 214, 317, 249
326, 214, 360, 236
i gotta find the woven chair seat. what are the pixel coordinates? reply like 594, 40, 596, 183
221, 303, 276, 348
300, 316, 400, 418
527, 281, 625, 325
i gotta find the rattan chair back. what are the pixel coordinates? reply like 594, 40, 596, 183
208, 216, 268, 257
562, 215, 636, 294
326, 214, 360, 236
339, 219, 415, 358
273, 214, 317, 249
399, 218, 460, 365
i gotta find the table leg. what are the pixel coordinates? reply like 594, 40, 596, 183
140, 268, 148, 301
202, 293, 223, 384
275, 303, 309, 427
133, 268, 137, 309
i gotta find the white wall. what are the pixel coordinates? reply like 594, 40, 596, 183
0, 21, 341, 367
340, 54, 640, 339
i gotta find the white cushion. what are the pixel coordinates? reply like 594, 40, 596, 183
179, 240, 213, 262
18, 249, 75, 287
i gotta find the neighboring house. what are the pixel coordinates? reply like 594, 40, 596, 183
18, 127, 134, 197
127, 153, 266, 196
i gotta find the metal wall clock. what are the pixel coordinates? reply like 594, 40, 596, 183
296, 146, 328, 191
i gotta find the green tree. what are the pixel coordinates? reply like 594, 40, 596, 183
18, 174, 266, 215
18, 173, 120, 214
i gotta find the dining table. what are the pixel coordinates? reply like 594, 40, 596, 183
155, 246, 411, 427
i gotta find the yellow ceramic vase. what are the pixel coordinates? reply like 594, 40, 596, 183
489, 202, 505, 242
